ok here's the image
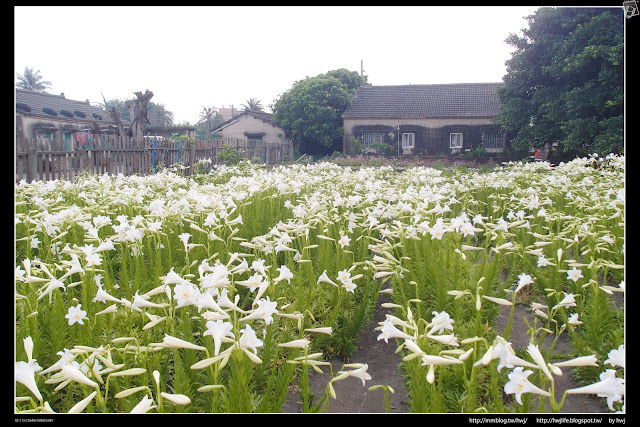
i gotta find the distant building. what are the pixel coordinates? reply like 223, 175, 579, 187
145, 126, 196, 141
217, 106, 241, 122
342, 83, 506, 156
212, 110, 288, 145
16, 89, 129, 150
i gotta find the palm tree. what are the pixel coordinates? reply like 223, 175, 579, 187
148, 102, 174, 127
16, 67, 52, 92
198, 106, 218, 136
241, 98, 264, 112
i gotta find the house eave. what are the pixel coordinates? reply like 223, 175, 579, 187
18, 111, 121, 125
342, 116, 498, 120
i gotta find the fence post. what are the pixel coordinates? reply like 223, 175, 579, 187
26, 138, 38, 182
80, 143, 89, 175
189, 142, 196, 175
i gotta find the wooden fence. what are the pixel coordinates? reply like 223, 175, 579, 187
15, 135, 294, 182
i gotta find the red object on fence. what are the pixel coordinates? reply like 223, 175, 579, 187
534, 149, 540, 158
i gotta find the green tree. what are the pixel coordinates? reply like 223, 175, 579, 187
16, 67, 52, 92
198, 106, 218, 137
495, 7, 623, 157
241, 98, 264, 112
147, 102, 174, 127
101, 90, 154, 140
102, 98, 131, 121
272, 68, 367, 155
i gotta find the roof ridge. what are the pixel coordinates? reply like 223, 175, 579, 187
16, 88, 67, 98
358, 82, 504, 88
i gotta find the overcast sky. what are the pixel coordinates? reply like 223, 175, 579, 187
15, 6, 541, 124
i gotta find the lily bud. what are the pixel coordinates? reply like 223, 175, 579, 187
160, 392, 191, 405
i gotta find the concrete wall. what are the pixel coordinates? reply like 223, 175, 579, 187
17, 113, 99, 150
343, 117, 504, 155
219, 114, 287, 144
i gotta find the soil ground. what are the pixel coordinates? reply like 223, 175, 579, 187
283, 295, 609, 414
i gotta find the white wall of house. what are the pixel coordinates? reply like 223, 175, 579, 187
218, 114, 287, 144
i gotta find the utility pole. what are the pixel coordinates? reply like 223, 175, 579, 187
360, 60, 364, 77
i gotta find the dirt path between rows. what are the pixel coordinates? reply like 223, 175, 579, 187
284, 296, 608, 413
283, 293, 408, 413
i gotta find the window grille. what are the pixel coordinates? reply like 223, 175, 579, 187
482, 131, 506, 149
363, 132, 383, 147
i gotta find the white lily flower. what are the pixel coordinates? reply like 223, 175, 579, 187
238, 324, 264, 354
504, 367, 551, 404
552, 292, 577, 310
130, 395, 156, 413
203, 319, 234, 356
475, 337, 538, 371
60, 364, 98, 388
317, 270, 338, 287
15, 360, 43, 401
132, 291, 166, 310
274, 265, 294, 283
345, 363, 372, 386
65, 304, 88, 326
605, 344, 625, 368
376, 319, 415, 343
515, 273, 534, 293
565, 369, 624, 411
428, 311, 454, 335
426, 334, 459, 347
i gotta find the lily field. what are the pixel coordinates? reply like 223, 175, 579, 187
15, 155, 624, 414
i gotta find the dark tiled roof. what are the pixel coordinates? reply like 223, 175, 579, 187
15, 89, 127, 124
213, 110, 274, 132
342, 83, 504, 119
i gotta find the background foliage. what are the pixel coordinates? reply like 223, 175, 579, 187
495, 7, 624, 157
272, 69, 368, 156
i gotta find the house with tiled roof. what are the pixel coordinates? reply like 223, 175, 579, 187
16, 89, 129, 151
342, 83, 506, 156
212, 110, 289, 145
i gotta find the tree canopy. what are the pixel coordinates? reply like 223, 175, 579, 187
241, 98, 264, 112
16, 67, 52, 93
197, 106, 222, 138
272, 68, 368, 155
147, 102, 174, 127
495, 7, 624, 157
103, 97, 173, 128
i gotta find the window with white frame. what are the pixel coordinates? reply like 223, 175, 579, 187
402, 133, 415, 148
363, 132, 383, 148
482, 131, 506, 150
450, 133, 463, 149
